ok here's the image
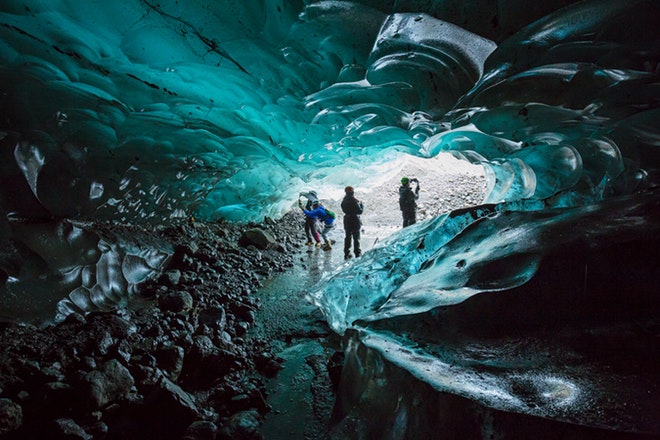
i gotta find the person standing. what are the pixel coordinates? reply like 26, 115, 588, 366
299, 190, 321, 246
398, 177, 419, 227
341, 186, 364, 259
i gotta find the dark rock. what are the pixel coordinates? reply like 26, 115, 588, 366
160, 269, 182, 286
159, 290, 194, 313
238, 228, 277, 250
85, 312, 137, 339
83, 359, 134, 409
190, 335, 216, 356
145, 376, 199, 426
218, 331, 232, 345
155, 343, 185, 380
218, 409, 263, 440
234, 321, 250, 336
86, 420, 109, 438
183, 420, 218, 440
230, 302, 256, 322
95, 331, 115, 356
51, 417, 92, 439
42, 381, 78, 415
254, 352, 283, 378
215, 381, 268, 418
0, 398, 22, 435
143, 323, 164, 338
327, 351, 344, 393
62, 312, 86, 326
181, 336, 237, 386
83, 356, 97, 370
41, 365, 65, 382
198, 306, 227, 330
130, 364, 160, 388
115, 339, 132, 363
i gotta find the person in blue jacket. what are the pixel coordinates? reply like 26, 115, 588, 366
300, 199, 336, 250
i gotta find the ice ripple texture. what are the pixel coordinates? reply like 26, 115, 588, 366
56, 225, 172, 320
1, 220, 172, 323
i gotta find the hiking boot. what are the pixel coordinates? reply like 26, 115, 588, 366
305, 240, 313, 245
344, 253, 352, 259
323, 243, 332, 251
315, 242, 322, 248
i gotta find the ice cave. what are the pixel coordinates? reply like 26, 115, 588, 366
0, 0, 658, 438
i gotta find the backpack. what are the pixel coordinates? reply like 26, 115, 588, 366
325, 209, 336, 220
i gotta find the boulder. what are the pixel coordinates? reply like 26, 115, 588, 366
145, 376, 199, 425
51, 418, 92, 440
84, 360, 134, 409
183, 420, 218, 440
0, 398, 22, 435
238, 228, 276, 250
219, 409, 263, 440
158, 291, 194, 313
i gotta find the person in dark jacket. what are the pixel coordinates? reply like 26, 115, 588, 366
398, 177, 419, 227
340, 185, 364, 259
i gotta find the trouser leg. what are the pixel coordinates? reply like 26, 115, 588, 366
402, 211, 416, 227
321, 224, 333, 245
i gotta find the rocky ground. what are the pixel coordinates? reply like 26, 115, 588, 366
0, 215, 306, 439
0, 154, 487, 439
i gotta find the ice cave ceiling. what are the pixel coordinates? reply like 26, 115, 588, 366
0, 0, 656, 224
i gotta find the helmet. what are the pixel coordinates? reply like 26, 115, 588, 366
401, 177, 409, 185
312, 200, 320, 208
345, 186, 354, 194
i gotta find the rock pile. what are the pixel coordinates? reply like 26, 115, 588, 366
0, 212, 304, 439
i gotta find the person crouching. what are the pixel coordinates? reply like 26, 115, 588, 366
300, 200, 336, 250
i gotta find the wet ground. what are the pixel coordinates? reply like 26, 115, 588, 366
253, 234, 380, 440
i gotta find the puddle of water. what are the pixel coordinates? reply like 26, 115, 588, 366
260, 340, 326, 439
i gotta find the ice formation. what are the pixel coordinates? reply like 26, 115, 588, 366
0, 0, 658, 437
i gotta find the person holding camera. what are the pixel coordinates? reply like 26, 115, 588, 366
398, 177, 420, 227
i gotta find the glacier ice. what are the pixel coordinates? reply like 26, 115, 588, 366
0, 0, 658, 436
